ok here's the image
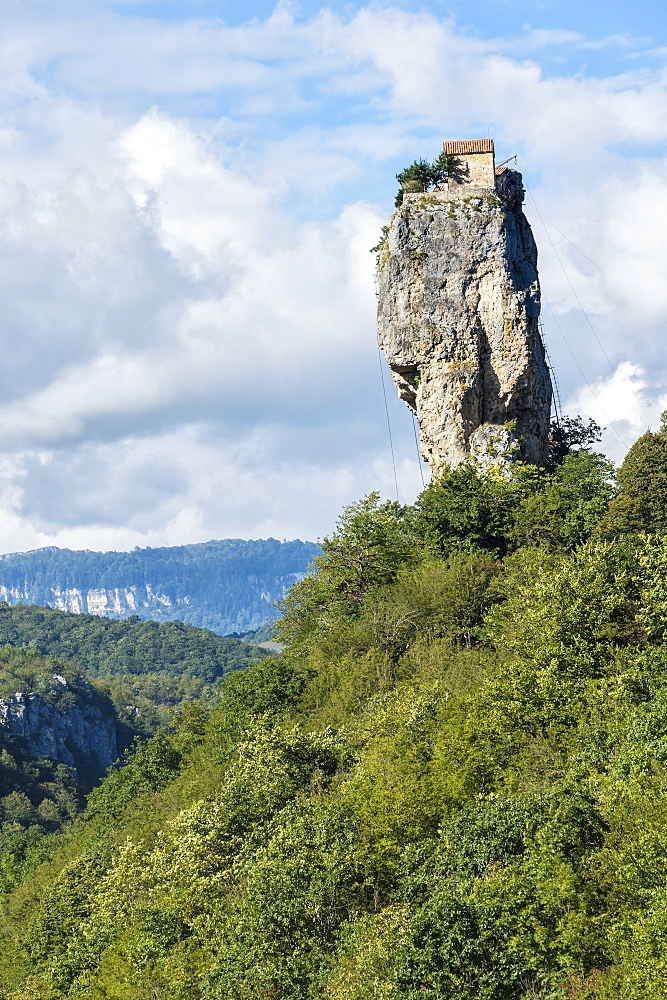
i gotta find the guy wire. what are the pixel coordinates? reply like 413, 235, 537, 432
542, 292, 629, 449
412, 413, 426, 487
540, 322, 563, 425
377, 342, 400, 503
527, 186, 645, 443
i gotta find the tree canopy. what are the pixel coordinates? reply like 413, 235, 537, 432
394, 152, 455, 206
5, 418, 667, 998
596, 412, 667, 536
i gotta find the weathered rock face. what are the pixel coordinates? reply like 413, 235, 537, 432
0, 678, 117, 774
376, 169, 552, 474
0, 584, 167, 617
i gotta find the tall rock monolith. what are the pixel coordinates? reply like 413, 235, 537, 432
376, 140, 552, 475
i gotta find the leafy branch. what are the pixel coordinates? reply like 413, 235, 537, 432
395, 151, 456, 207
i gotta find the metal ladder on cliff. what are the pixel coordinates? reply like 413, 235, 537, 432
540, 319, 563, 426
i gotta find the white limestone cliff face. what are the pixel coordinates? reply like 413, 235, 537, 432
0, 677, 117, 773
0, 579, 300, 620
376, 169, 552, 475
0, 584, 172, 617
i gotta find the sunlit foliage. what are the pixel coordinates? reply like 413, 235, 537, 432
4, 418, 667, 997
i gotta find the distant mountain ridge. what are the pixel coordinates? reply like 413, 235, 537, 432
0, 538, 321, 634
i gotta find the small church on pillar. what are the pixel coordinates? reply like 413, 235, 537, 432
403, 138, 518, 203
443, 138, 498, 189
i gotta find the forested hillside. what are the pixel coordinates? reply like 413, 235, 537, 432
0, 538, 321, 634
0, 610, 266, 855
3, 420, 667, 997
0, 603, 266, 742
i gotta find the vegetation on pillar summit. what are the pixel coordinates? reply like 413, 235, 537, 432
5, 415, 667, 997
394, 151, 455, 206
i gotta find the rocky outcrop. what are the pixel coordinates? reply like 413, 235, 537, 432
376, 168, 552, 474
0, 677, 117, 774
0, 584, 172, 617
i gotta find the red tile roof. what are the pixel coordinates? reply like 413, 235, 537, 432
495, 165, 508, 175
443, 139, 494, 155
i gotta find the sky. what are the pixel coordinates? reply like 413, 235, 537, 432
0, 0, 665, 551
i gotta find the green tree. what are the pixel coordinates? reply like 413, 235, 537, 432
411, 465, 516, 557
351, 553, 498, 660
275, 494, 415, 652
511, 451, 616, 551
596, 413, 667, 536
549, 415, 602, 468
483, 538, 643, 677
394, 153, 455, 206
395, 160, 432, 206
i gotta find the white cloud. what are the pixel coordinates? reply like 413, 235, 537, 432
564, 361, 667, 463
0, 421, 423, 550
0, 3, 665, 549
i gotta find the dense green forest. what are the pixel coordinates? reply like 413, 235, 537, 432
0, 537, 321, 634
0, 612, 266, 854
0, 603, 266, 740
0, 646, 118, 855
0, 603, 265, 680
0, 651, 83, 836
3, 418, 667, 997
